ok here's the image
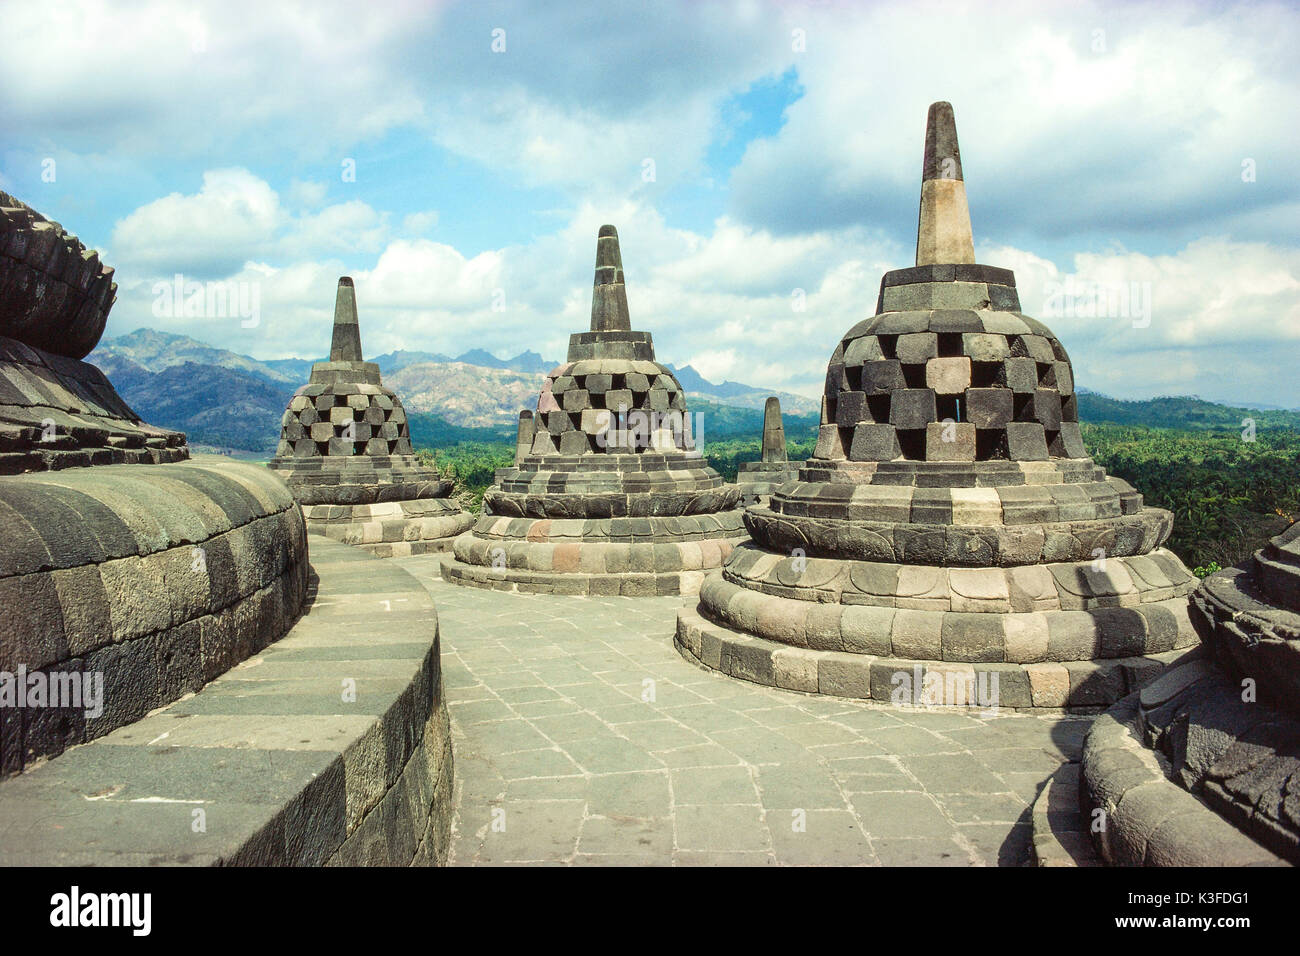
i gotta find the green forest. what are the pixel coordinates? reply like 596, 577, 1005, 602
412, 398, 1299, 574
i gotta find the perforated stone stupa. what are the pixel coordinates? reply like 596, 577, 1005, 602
1078, 522, 1300, 865
440, 225, 747, 595
676, 103, 1199, 710
736, 397, 803, 506
269, 278, 472, 557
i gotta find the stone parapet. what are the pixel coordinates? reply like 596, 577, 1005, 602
1080, 674, 1289, 866
0, 457, 308, 774
0, 536, 453, 866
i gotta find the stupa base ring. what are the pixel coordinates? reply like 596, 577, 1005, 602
675, 604, 1191, 711
302, 499, 474, 556
440, 527, 749, 596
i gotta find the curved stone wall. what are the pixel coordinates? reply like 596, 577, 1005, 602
0, 537, 452, 866
0, 457, 308, 774
1080, 675, 1288, 866
0, 334, 187, 473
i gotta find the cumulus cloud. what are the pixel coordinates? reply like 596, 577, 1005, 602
12, 1, 1297, 409
109, 168, 282, 277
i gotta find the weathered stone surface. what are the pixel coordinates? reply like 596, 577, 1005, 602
268, 278, 470, 551
673, 102, 1197, 712
444, 228, 746, 595
0, 538, 452, 867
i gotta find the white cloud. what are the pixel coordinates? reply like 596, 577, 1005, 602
102, 166, 1300, 409
109, 168, 282, 276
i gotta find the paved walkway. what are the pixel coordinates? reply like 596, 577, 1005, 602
398, 554, 1091, 866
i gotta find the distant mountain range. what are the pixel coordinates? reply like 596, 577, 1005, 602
87, 328, 821, 454
86, 329, 1298, 456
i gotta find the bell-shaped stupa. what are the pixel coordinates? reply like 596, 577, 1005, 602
440, 225, 747, 595
736, 396, 803, 506
676, 103, 1199, 709
268, 277, 473, 556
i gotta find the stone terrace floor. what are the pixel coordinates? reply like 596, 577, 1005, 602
398, 554, 1092, 866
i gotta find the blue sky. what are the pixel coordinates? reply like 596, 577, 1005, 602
3, 0, 1298, 406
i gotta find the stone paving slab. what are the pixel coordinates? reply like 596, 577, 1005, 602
399, 554, 1094, 866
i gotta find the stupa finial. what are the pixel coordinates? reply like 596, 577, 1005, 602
761, 397, 788, 463
915, 102, 976, 266
589, 225, 632, 332
330, 276, 363, 362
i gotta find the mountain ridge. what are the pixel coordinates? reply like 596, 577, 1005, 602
84, 329, 1298, 455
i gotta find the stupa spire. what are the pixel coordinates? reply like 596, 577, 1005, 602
329, 276, 363, 362
589, 225, 632, 332
915, 102, 976, 266
761, 397, 788, 463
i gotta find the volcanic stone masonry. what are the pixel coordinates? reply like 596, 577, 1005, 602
0, 192, 308, 773
1079, 521, 1300, 865
268, 277, 473, 556
676, 102, 1200, 710
736, 396, 803, 506
440, 225, 748, 596
0, 199, 454, 866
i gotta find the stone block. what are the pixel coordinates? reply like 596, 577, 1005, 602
999, 357, 1038, 393
604, 389, 633, 412
817, 653, 872, 698
1021, 335, 1056, 363
558, 432, 589, 455
1005, 422, 1048, 460
926, 357, 971, 394
965, 388, 1012, 428
896, 332, 938, 364
861, 360, 903, 395
1031, 389, 1063, 431
891, 608, 943, 660
843, 336, 885, 365
889, 389, 936, 429
840, 605, 895, 656
925, 421, 975, 461
1003, 613, 1050, 662
1053, 362, 1074, 395
849, 424, 901, 462
835, 390, 869, 426
941, 613, 1004, 662
963, 332, 1010, 362
814, 424, 845, 460
1052, 421, 1087, 458
562, 389, 590, 412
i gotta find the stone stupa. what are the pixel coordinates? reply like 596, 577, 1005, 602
676, 103, 1199, 710
268, 277, 473, 556
440, 225, 747, 596
736, 396, 803, 506
1078, 522, 1300, 865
